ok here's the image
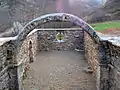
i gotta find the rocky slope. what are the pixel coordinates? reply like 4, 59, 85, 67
34, 0, 101, 18
87, 0, 120, 23
68, 0, 100, 18
103, 0, 120, 17
0, 0, 101, 33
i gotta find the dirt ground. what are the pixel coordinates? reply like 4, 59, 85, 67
23, 51, 96, 90
99, 28, 120, 36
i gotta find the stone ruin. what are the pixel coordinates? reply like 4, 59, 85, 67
0, 13, 120, 90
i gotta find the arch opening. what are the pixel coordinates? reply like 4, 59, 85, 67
17, 13, 100, 44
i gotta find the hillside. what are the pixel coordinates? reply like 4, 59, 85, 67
103, 0, 120, 18
34, 0, 101, 18
87, 0, 120, 23
0, 0, 102, 33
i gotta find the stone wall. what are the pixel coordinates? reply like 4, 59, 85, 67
37, 30, 84, 52
0, 43, 7, 72
16, 32, 38, 90
0, 42, 9, 90
106, 42, 120, 90
94, 41, 120, 90
84, 31, 100, 89
84, 31, 99, 71
0, 66, 19, 90
27, 32, 38, 58
0, 67, 9, 90
0, 41, 19, 90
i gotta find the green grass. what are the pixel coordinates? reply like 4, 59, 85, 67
90, 21, 120, 31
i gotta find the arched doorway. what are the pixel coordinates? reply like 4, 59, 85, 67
16, 12, 100, 56
16, 13, 100, 90
17, 13, 100, 43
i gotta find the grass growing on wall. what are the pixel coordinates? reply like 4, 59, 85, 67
90, 21, 120, 31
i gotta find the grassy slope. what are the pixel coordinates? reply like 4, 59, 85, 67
90, 21, 120, 31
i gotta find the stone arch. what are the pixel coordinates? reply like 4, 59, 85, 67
17, 13, 100, 43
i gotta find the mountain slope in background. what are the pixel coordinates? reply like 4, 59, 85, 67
103, 0, 120, 17
87, 0, 120, 23
67, 0, 101, 18
34, 0, 101, 18
0, 0, 102, 23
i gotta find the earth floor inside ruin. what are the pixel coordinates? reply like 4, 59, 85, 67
23, 51, 96, 90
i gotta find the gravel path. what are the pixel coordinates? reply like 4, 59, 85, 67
23, 51, 96, 90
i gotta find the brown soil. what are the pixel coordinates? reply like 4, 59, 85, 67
99, 28, 120, 35
23, 51, 96, 90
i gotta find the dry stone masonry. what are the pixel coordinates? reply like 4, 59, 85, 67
0, 13, 120, 90
37, 30, 84, 51
106, 42, 120, 90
